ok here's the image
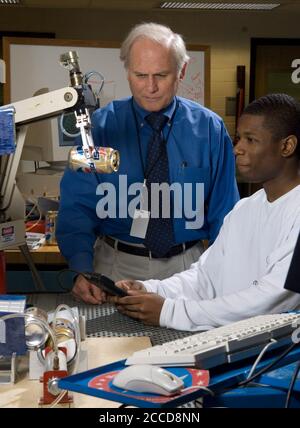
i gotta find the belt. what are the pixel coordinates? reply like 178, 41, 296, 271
103, 236, 200, 259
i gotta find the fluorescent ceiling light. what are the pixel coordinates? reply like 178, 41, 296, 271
0, 0, 20, 4
160, 2, 280, 10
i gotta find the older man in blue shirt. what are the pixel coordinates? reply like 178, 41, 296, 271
57, 22, 239, 304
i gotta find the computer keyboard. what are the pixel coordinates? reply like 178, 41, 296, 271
126, 313, 300, 369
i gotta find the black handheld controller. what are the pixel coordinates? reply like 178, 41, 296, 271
84, 272, 128, 297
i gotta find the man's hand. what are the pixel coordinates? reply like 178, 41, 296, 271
106, 279, 147, 304
72, 274, 107, 304
110, 286, 165, 326
116, 279, 147, 293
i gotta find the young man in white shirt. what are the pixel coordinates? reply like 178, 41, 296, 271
105, 93, 300, 331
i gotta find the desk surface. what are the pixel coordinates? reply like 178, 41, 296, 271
5, 245, 66, 265
26, 293, 194, 346
0, 337, 151, 408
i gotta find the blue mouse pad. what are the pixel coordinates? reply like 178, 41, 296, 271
58, 346, 300, 408
59, 360, 209, 408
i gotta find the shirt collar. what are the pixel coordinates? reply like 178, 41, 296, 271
132, 97, 177, 123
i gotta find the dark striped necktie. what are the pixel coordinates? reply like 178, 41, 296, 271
144, 112, 175, 257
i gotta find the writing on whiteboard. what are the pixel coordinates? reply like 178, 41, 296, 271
177, 52, 205, 105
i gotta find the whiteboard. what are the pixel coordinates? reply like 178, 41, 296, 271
178, 50, 207, 104
4, 38, 210, 107
6, 41, 129, 106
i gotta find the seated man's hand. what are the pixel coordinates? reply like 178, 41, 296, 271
106, 279, 147, 304
111, 290, 165, 326
72, 274, 107, 304
117, 279, 147, 293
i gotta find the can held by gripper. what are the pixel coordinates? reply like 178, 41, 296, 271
68, 146, 120, 173
45, 210, 58, 245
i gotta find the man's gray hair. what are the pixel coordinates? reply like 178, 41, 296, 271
120, 22, 190, 73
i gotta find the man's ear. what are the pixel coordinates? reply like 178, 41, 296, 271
281, 135, 298, 157
179, 62, 188, 81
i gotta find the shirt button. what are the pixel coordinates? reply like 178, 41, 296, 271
140, 123, 144, 127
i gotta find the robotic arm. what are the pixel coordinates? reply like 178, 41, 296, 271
58, 51, 119, 174
0, 51, 119, 252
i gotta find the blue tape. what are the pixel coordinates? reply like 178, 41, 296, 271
0, 312, 26, 356
0, 107, 16, 155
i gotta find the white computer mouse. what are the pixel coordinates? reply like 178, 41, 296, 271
112, 364, 184, 396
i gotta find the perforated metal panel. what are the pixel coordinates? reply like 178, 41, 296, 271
27, 293, 194, 345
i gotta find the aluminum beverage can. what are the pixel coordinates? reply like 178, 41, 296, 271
45, 210, 58, 245
68, 146, 120, 173
25, 307, 49, 349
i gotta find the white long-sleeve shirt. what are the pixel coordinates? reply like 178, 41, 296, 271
143, 185, 300, 331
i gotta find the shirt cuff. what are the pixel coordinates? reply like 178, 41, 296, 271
142, 279, 162, 293
159, 298, 175, 328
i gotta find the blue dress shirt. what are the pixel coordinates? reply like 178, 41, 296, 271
56, 96, 239, 273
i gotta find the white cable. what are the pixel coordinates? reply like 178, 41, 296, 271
24, 195, 43, 234
53, 304, 81, 372
246, 338, 277, 380
84, 71, 105, 96
59, 70, 104, 139
25, 201, 38, 220
50, 304, 82, 408
25, 208, 42, 232
49, 390, 68, 409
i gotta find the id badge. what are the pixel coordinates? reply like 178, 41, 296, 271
130, 180, 150, 238
130, 209, 150, 238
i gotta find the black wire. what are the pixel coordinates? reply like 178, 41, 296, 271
237, 342, 299, 387
56, 268, 83, 292
211, 341, 300, 401
285, 360, 300, 408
